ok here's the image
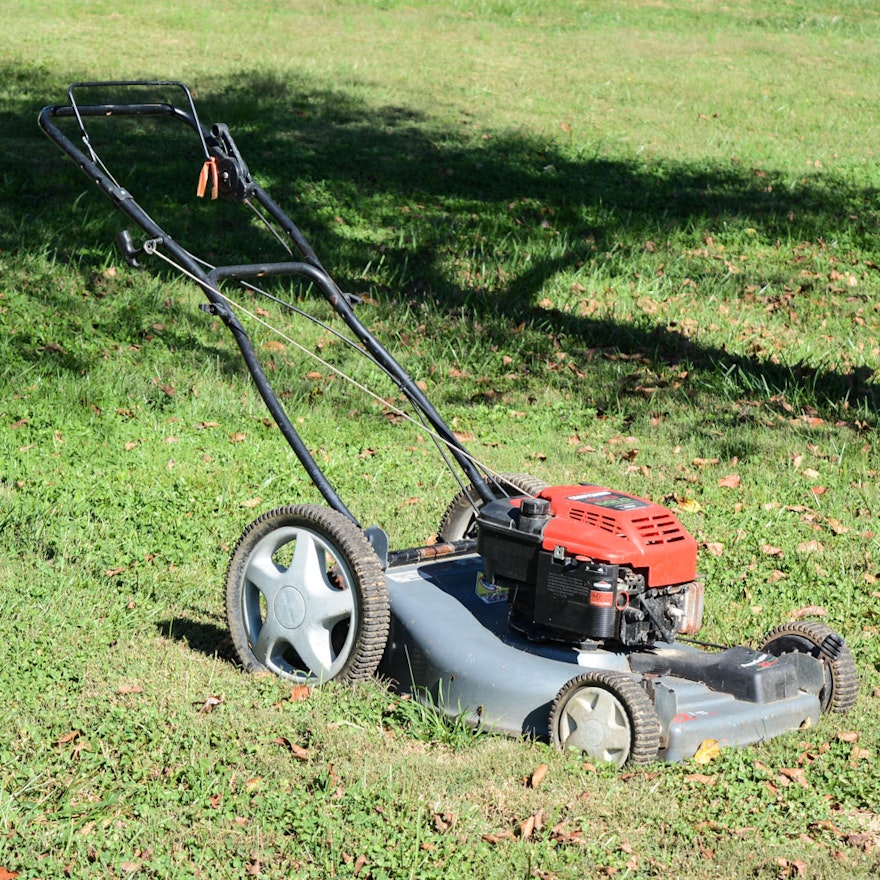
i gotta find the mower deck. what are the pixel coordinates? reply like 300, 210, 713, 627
380, 553, 820, 762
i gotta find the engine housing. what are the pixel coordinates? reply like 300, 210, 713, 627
476, 485, 703, 647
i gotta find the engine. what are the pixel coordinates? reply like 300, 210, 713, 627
476, 485, 703, 647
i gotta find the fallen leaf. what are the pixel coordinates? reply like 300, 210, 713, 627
195, 695, 224, 714
288, 684, 311, 702
117, 684, 144, 695
704, 542, 724, 557
718, 474, 741, 489
676, 497, 703, 513
797, 540, 824, 554
57, 730, 82, 745
529, 763, 549, 789
433, 812, 454, 833
229, 432, 247, 443
790, 605, 827, 620
272, 737, 309, 760
761, 544, 785, 557
518, 814, 536, 840
241, 497, 262, 509
684, 773, 717, 785
778, 767, 810, 788
693, 739, 722, 765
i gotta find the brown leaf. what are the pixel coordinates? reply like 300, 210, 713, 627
57, 730, 82, 745
790, 605, 827, 620
353, 855, 368, 876
761, 544, 785, 557
704, 542, 724, 557
272, 737, 309, 760
518, 814, 536, 840
684, 773, 717, 785
288, 684, 311, 702
229, 432, 247, 443
482, 830, 515, 844
718, 474, 741, 489
195, 695, 224, 714
433, 812, 455, 833
117, 684, 144, 695
797, 540, 824, 554
529, 763, 549, 789
778, 767, 810, 788
0, 869, 20, 880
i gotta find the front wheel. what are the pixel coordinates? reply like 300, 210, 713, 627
760, 620, 858, 714
225, 505, 390, 684
549, 670, 660, 767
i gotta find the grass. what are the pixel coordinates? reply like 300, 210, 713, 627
2, 0, 880, 877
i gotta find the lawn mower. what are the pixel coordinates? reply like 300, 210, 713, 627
40, 81, 858, 766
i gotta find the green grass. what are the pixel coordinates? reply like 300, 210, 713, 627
2, 1, 880, 877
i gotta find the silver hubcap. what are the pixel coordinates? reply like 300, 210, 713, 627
241, 526, 357, 681
557, 686, 632, 767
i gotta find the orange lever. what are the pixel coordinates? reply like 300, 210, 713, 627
197, 157, 219, 199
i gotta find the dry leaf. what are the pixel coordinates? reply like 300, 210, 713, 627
684, 773, 717, 785
704, 542, 724, 557
195, 695, 224, 714
117, 684, 144, 695
433, 812, 454, 833
229, 432, 247, 443
790, 605, 827, 620
778, 767, 810, 788
761, 544, 785, 557
718, 474, 741, 489
272, 737, 309, 760
693, 739, 722, 765
518, 814, 536, 840
529, 763, 549, 789
241, 497, 262, 509
797, 540, 824, 554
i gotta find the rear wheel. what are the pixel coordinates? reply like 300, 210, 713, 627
437, 473, 548, 542
225, 505, 390, 684
760, 621, 858, 713
549, 670, 660, 767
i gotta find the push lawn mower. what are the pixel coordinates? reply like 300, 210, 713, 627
40, 81, 858, 766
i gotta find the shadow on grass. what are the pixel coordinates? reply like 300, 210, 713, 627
157, 616, 235, 662
3, 63, 878, 415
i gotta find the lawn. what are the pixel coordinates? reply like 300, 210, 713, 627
2, 1, 880, 877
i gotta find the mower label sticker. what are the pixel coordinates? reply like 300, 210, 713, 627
475, 572, 508, 604
568, 490, 651, 511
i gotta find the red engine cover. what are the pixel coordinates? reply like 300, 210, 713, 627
533, 485, 697, 588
